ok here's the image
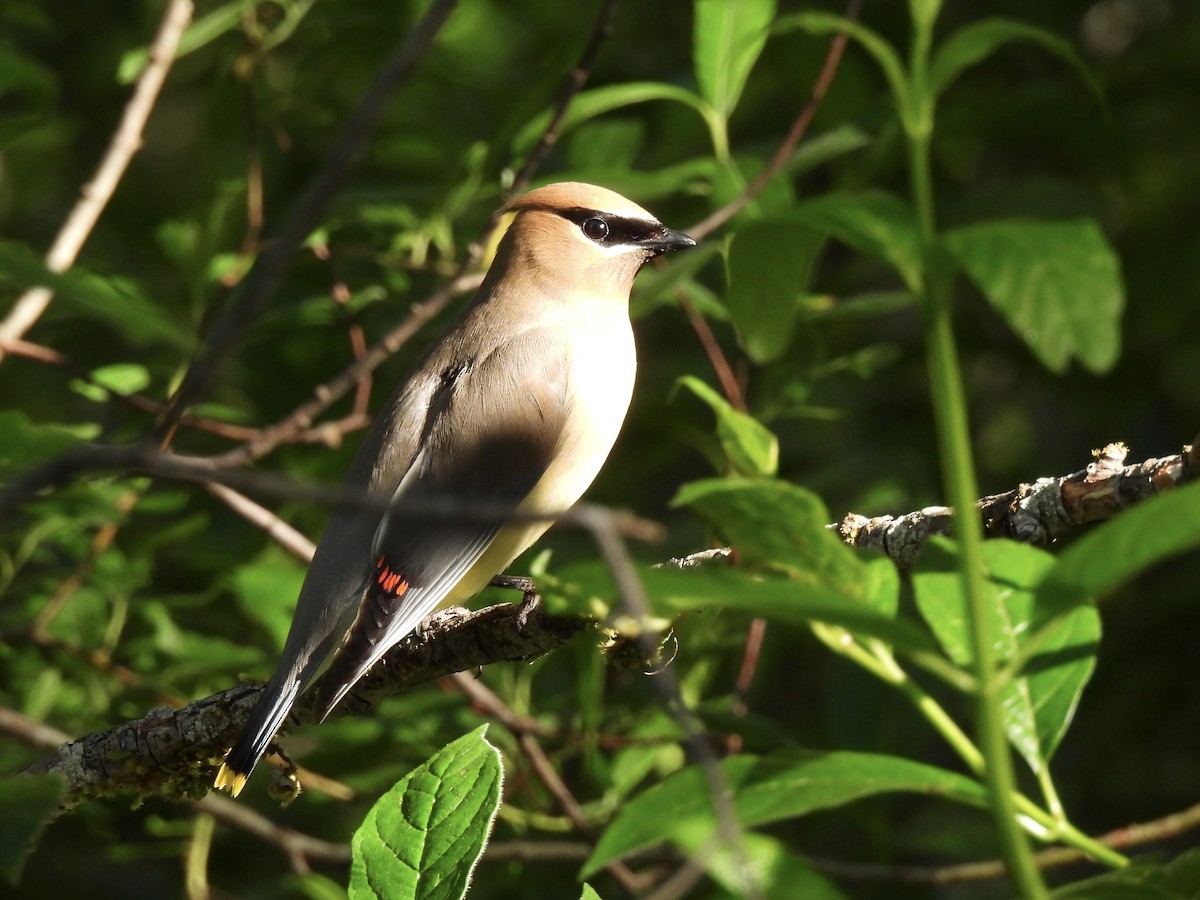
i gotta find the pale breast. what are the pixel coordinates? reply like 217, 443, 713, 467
447, 301, 637, 600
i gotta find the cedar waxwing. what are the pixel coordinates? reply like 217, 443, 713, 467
214, 182, 695, 795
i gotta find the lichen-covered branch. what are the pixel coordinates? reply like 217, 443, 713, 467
837, 437, 1200, 567
25, 604, 587, 814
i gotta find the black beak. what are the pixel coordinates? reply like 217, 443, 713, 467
639, 226, 697, 255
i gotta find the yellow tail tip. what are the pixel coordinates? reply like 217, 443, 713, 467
213, 762, 249, 797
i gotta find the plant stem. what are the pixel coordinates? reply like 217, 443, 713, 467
912, 149, 1048, 897
904, 8, 1047, 887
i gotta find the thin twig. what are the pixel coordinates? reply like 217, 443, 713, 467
204, 482, 316, 562
687, 0, 861, 243
0, 0, 194, 359
452, 674, 648, 894
209, 270, 483, 467
153, 0, 459, 440
576, 507, 761, 900
507, 0, 621, 197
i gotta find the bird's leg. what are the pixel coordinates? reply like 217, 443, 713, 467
489, 574, 541, 629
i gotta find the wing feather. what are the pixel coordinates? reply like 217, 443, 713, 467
311, 328, 570, 718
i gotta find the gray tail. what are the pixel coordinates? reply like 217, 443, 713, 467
214, 678, 301, 797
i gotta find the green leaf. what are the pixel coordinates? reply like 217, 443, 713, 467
642, 565, 935, 657
231, 548, 309, 651
801, 291, 914, 321
1051, 846, 1200, 898
774, 14, 911, 129
671, 829, 847, 900
512, 83, 707, 156
117, 1, 245, 84
724, 220, 824, 362
70, 363, 152, 402
0, 240, 193, 351
0, 774, 65, 884
1039, 479, 1200, 618
930, 18, 1103, 102
349, 726, 502, 900
0, 411, 96, 477
693, 0, 776, 121
583, 750, 987, 875
795, 192, 922, 291
944, 219, 1124, 373
673, 478, 860, 592
913, 540, 1099, 770
579, 886, 603, 900
675, 377, 778, 477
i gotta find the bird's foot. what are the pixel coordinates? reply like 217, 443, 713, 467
488, 574, 541, 630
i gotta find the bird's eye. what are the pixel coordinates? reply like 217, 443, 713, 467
582, 217, 609, 241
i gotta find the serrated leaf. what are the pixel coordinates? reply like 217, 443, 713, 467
0, 773, 65, 884
795, 192, 922, 291
725, 220, 824, 362
512, 83, 706, 156
930, 18, 1103, 102
583, 750, 987, 875
944, 219, 1124, 373
675, 377, 778, 476
913, 540, 1099, 771
693, 0, 776, 121
349, 726, 502, 900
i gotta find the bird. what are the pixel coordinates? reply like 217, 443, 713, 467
214, 182, 695, 796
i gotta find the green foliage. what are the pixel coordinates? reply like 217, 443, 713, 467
0, 775, 64, 884
349, 727, 501, 900
3, 1, 1199, 898
945, 219, 1124, 373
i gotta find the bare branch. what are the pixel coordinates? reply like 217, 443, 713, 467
0, 0, 194, 360
837, 437, 1200, 567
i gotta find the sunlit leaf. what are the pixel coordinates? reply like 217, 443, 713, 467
349, 726, 502, 900
795, 191, 922, 291
693, 0, 776, 121
913, 540, 1099, 770
675, 377, 778, 476
944, 219, 1124, 373
512, 83, 706, 155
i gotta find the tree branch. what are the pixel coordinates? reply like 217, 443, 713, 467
24, 603, 588, 813
836, 436, 1200, 567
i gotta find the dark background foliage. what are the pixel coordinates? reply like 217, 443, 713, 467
1, 0, 1198, 897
